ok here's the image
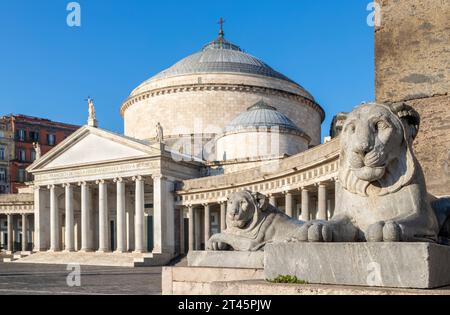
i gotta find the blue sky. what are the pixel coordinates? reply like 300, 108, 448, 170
0, 0, 374, 139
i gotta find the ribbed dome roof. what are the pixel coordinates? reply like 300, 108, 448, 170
150, 36, 297, 84
225, 100, 305, 134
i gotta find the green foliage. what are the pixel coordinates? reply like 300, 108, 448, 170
267, 275, 308, 284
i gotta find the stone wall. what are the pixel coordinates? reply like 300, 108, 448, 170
215, 131, 309, 161
122, 73, 324, 146
375, 0, 450, 196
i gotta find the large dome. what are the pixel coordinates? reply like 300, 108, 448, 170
121, 30, 325, 148
128, 35, 316, 101
150, 37, 298, 85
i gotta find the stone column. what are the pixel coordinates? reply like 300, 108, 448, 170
301, 188, 310, 221
317, 183, 328, 221
269, 194, 277, 208
284, 192, 294, 218
220, 201, 227, 232
133, 176, 145, 253
21, 214, 28, 252
97, 180, 109, 252
49, 185, 60, 252
7, 214, 13, 253
80, 182, 92, 252
188, 205, 194, 252
153, 174, 175, 255
64, 184, 75, 252
115, 178, 126, 253
204, 204, 211, 244
33, 186, 50, 252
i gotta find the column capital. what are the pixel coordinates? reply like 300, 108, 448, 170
300, 187, 310, 192
283, 190, 292, 195
113, 177, 124, 183
218, 200, 227, 205
151, 173, 167, 181
47, 184, 55, 190
315, 182, 328, 188
62, 183, 73, 188
78, 181, 87, 187
132, 175, 143, 182
203, 203, 210, 208
96, 179, 106, 185
33, 185, 42, 191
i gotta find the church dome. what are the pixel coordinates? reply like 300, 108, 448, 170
216, 100, 311, 161
225, 100, 306, 134
150, 37, 298, 85
120, 26, 324, 148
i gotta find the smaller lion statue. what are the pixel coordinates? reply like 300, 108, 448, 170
298, 102, 450, 243
207, 190, 305, 251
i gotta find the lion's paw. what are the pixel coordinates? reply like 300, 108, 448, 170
206, 240, 229, 251
367, 221, 402, 242
298, 221, 333, 242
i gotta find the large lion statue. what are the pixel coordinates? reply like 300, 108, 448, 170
299, 102, 450, 243
206, 190, 305, 251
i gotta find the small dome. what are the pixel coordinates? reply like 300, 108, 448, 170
225, 100, 307, 135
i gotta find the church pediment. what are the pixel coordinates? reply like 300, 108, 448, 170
28, 126, 160, 172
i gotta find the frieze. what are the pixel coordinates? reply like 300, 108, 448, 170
34, 161, 158, 184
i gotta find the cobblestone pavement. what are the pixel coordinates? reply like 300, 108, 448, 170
0, 262, 162, 295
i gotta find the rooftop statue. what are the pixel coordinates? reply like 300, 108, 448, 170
32, 142, 41, 160
86, 96, 98, 127
298, 103, 450, 243
156, 122, 164, 143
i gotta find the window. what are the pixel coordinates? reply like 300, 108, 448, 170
0, 147, 5, 160
17, 169, 25, 183
18, 149, 26, 162
30, 150, 36, 162
0, 168, 6, 182
29, 131, 39, 142
0, 185, 5, 193
17, 129, 26, 141
47, 134, 56, 146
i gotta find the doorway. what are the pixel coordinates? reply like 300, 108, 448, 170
147, 216, 154, 252
110, 220, 115, 251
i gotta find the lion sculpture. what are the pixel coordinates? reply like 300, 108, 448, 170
206, 190, 304, 251
299, 102, 450, 243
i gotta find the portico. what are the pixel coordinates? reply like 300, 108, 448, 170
26, 125, 199, 263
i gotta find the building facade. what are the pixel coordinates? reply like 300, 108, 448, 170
2, 115, 79, 193
1, 2, 448, 266
0, 117, 13, 194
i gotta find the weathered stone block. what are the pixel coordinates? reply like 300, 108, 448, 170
264, 243, 450, 289
188, 251, 264, 269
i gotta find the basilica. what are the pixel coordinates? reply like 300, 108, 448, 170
1, 27, 353, 266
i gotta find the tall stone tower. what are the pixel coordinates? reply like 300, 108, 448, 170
375, 0, 450, 196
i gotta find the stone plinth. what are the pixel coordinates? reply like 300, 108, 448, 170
264, 243, 450, 289
188, 251, 264, 269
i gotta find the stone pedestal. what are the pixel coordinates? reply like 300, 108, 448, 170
264, 242, 450, 289
188, 251, 264, 269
